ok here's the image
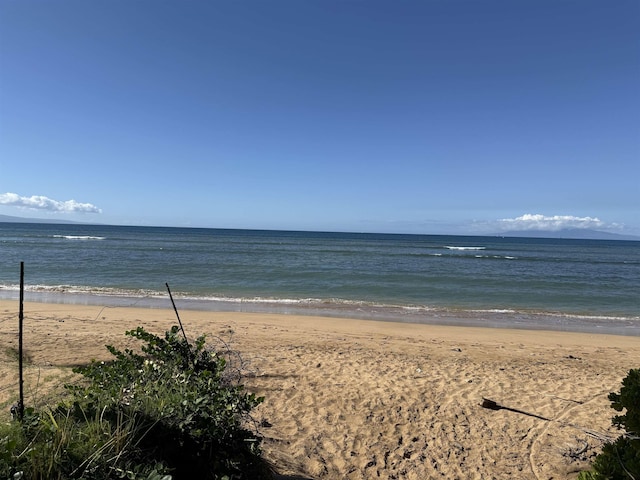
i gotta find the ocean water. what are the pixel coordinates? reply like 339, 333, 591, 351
0, 222, 638, 335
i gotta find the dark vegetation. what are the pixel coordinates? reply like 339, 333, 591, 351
0, 326, 272, 479
580, 368, 640, 479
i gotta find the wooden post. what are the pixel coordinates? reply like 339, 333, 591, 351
18, 262, 24, 421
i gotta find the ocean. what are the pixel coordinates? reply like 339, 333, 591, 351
0, 222, 638, 335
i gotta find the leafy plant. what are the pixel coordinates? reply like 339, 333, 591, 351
579, 368, 640, 480
0, 325, 272, 479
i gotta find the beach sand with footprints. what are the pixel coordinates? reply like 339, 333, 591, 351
0, 300, 638, 479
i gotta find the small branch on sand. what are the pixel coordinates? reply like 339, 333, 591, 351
572, 441, 589, 457
481, 398, 615, 443
546, 394, 584, 404
480, 398, 551, 421
561, 423, 615, 443
562, 440, 591, 462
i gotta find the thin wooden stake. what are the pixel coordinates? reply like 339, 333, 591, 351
18, 262, 25, 421
165, 283, 189, 345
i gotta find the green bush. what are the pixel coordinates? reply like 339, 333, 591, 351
0, 325, 271, 480
579, 368, 640, 480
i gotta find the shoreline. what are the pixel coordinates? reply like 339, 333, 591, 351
1, 300, 639, 478
1, 291, 638, 337
5, 298, 640, 344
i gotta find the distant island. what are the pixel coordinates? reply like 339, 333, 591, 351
1, 214, 638, 241
498, 228, 639, 241
0, 214, 83, 225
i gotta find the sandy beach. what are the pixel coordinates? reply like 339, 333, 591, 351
0, 300, 638, 479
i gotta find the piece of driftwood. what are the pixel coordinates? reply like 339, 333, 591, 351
481, 398, 616, 444
562, 423, 615, 443
481, 398, 551, 421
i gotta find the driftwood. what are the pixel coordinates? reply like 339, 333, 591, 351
482, 397, 632, 480
481, 398, 615, 443
481, 398, 551, 421
565, 440, 590, 459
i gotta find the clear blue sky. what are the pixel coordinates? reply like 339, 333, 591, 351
1, 0, 638, 235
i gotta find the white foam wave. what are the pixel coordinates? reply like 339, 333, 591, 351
1, 285, 636, 325
541, 311, 640, 322
186, 295, 378, 307
470, 309, 517, 314
14, 284, 162, 297
468, 307, 638, 322
53, 235, 106, 240
444, 246, 486, 251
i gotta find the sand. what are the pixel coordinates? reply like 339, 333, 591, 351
0, 300, 638, 480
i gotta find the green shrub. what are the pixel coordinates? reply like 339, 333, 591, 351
0, 325, 271, 480
579, 368, 640, 480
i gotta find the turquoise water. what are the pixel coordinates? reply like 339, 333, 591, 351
1, 222, 638, 334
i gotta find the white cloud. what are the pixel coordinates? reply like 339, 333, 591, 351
498, 213, 605, 231
0, 192, 102, 214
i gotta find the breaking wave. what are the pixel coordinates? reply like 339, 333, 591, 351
53, 235, 106, 240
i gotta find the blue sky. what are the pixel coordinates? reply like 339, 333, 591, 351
1, 0, 638, 235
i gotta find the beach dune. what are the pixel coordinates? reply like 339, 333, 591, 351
0, 300, 638, 479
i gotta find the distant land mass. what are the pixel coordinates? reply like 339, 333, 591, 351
0, 214, 83, 224
499, 228, 640, 241
1, 214, 638, 240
